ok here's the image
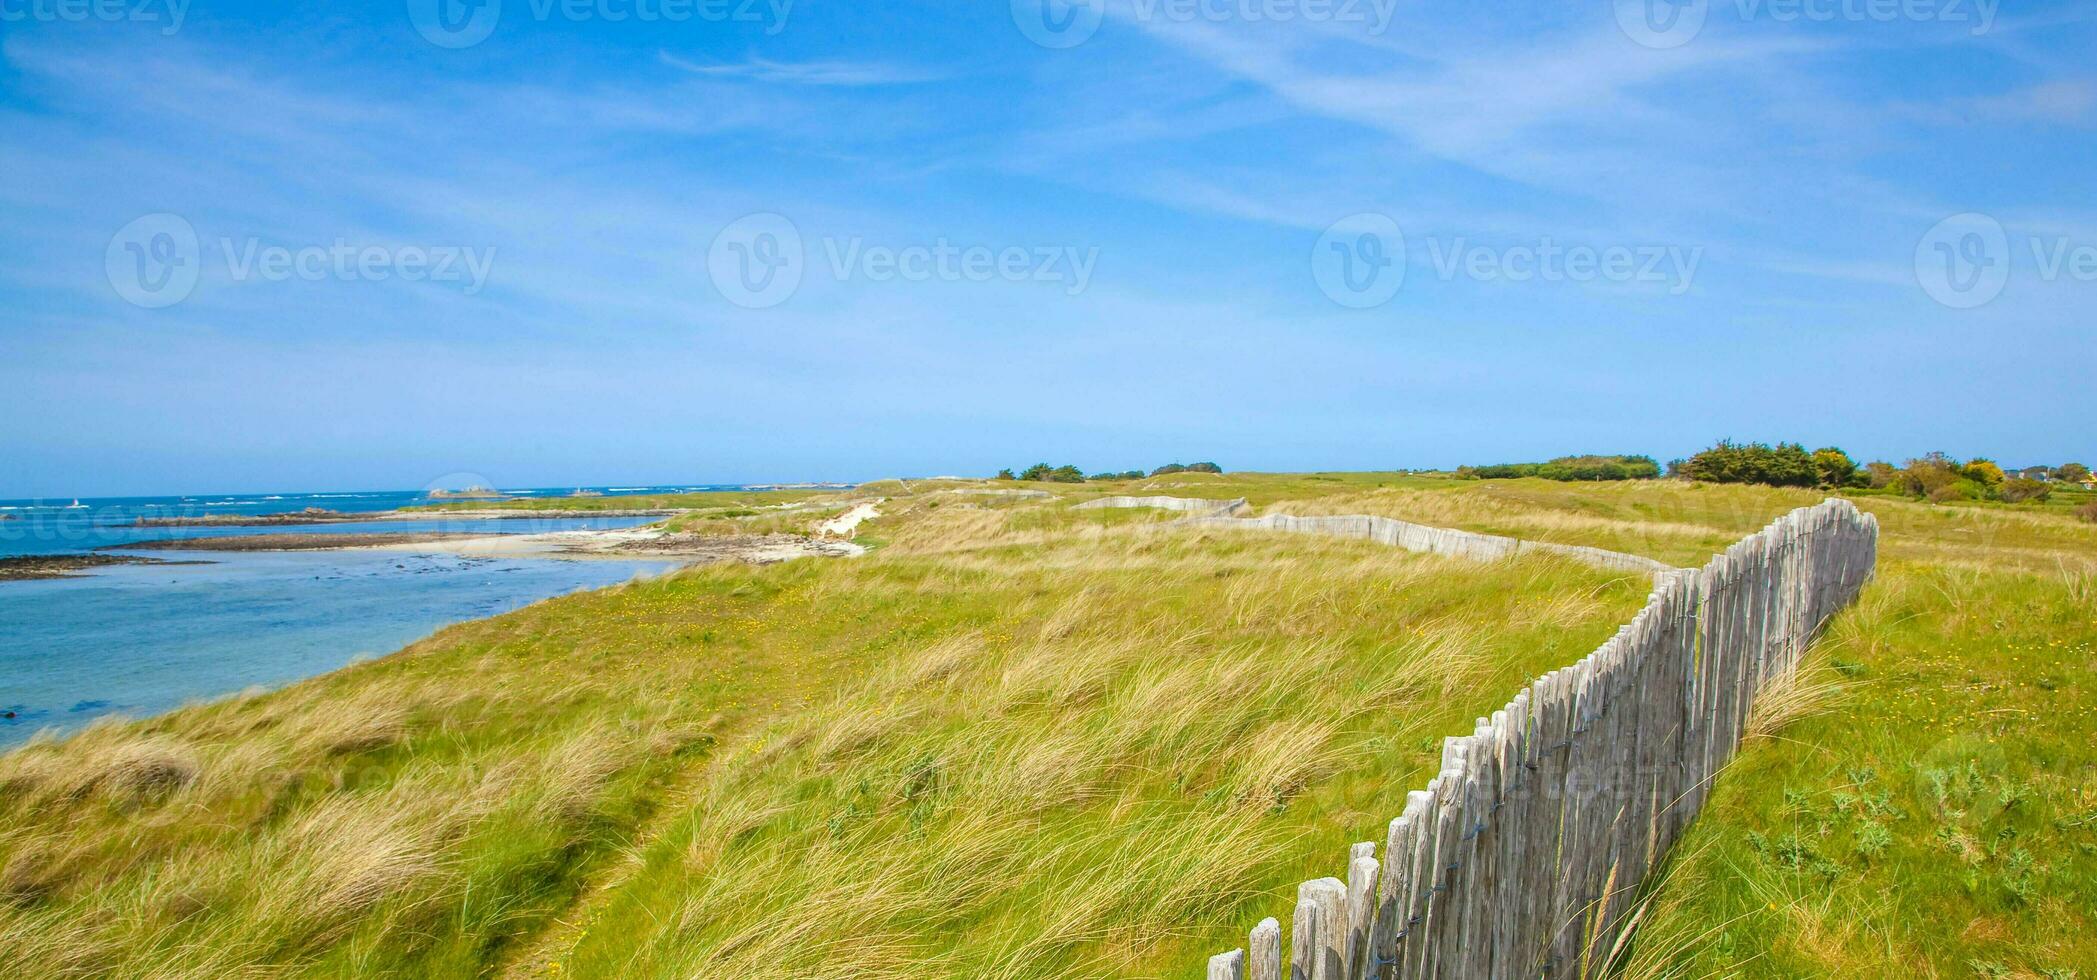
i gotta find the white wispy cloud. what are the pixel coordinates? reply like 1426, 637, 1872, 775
657, 52, 947, 86
1894, 79, 2097, 126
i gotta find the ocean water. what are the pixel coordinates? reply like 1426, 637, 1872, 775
0, 485, 758, 558
0, 486, 779, 746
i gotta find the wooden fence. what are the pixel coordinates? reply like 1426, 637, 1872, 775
1076, 495, 1253, 518
1179, 512, 1676, 576
1182, 498, 1879, 979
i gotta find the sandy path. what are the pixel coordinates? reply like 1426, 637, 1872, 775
815, 499, 882, 538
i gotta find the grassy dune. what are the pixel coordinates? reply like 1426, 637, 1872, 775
4, 475, 2091, 977
0, 480, 1645, 978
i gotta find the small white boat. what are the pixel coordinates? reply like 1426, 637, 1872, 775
65, 499, 87, 509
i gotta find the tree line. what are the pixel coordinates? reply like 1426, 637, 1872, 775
995, 462, 1223, 483
1456, 455, 1662, 482
1458, 441, 2092, 518
1669, 441, 2089, 504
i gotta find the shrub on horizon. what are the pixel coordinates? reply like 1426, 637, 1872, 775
1149, 462, 1224, 476
1928, 479, 1986, 503
1679, 441, 1820, 488
1962, 458, 2007, 488
1811, 447, 1863, 489
1901, 453, 1965, 498
1457, 454, 1661, 482
2000, 478, 2052, 504
1012, 463, 1173, 482
1016, 463, 1085, 483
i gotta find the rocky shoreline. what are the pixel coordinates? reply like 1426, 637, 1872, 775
134, 508, 684, 527
0, 553, 212, 581
133, 507, 370, 527
107, 532, 493, 552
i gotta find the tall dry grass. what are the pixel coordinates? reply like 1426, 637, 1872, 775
543, 507, 1645, 978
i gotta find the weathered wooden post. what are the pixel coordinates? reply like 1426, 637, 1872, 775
1345, 853, 1378, 979
1250, 917, 1282, 980
1301, 878, 1347, 980
1290, 897, 1320, 980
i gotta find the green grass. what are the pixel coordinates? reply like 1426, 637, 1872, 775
1619, 559, 2096, 976
551, 518, 1641, 978
3, 474, 2092, 978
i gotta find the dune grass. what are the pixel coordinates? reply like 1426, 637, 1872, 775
4, 474, 2090, 977
547, 511, 1643, 979
0, 480, 1645, 978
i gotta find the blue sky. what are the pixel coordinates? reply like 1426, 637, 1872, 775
1, 0, 2091, 496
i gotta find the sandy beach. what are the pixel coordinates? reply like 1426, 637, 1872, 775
107, 521, 873, 566
364, 525, 867, 564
